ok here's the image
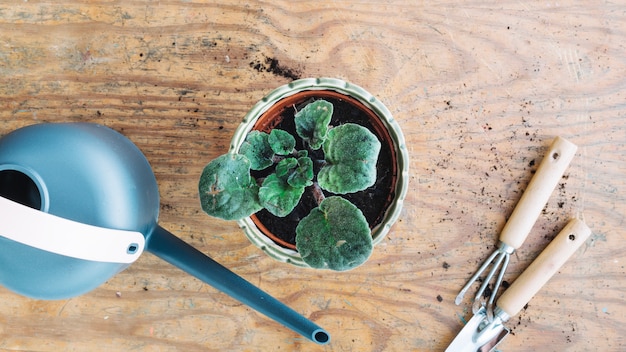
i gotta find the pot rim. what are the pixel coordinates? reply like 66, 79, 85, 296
232, 78, 409, 268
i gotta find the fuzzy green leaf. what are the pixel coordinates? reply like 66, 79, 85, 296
274, 157, 314, 188
295, 196, 372, 271
258, 173, 305, 217
288, 157, 314, 188
269, 129, 296, 155
199, 154, 262, 220
275, 157, 298, 178
239, 131, 274, 170
294, 99, 333, 150
318, 123, 381, 194
296, 149, 308, 158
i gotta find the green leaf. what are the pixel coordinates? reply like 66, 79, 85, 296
288, 156, 314, 188
294, 99, 333, 150
318, 123, 381, 194
275, 156, 313, 187
239, 131, 274, 170
198, 154, 262, 220
258, 173, 305, 217
296, 196, 372, 271
269, 129, 296, 155
274, 157, 313, 188
275, 157, 298, 178
296, 149, 308, 158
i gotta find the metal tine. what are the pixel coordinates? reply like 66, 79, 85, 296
456, 242, 515, 311
455, 249, 500, 305
486, 254, 510, 321
471, 251, 508, 314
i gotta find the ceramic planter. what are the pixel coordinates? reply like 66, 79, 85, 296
232, 78, 409, 268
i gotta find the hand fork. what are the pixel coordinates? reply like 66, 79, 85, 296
455, 136, 578, 317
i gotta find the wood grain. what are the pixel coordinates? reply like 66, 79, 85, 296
1, 1, 624, 351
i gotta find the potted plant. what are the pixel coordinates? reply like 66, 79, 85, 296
198, 78, 408, 271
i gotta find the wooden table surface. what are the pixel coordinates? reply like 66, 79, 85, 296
1, 1, 624, 351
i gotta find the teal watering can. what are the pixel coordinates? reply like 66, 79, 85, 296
0, 123, 329, 345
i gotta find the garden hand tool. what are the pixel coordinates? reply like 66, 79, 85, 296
446, 218, 591, 352
455, 136, 577, 315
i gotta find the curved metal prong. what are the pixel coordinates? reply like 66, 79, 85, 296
457, 242, 516, 309
455, 249, 500, 305
471, 251, 507, 313
486, 253, 510, 320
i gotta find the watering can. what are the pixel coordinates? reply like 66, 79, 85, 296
0, 122, 329, 345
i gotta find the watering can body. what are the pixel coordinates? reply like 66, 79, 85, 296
0, 123, 158, 299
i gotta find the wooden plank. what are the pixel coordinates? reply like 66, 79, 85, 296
0, 1, 624, 350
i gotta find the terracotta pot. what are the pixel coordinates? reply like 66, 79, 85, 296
231, 78, 409, 268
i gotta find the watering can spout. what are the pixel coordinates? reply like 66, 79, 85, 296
146, 225, 330, 345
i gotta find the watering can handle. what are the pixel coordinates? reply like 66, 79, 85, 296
146, 225, 330, 345
0, 196, 145, 264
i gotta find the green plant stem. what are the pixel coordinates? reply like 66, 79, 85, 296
271, 150, 300, 164
272, 155, 286, 164
311, 182, 325, 206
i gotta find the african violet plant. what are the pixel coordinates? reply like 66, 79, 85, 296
199, 99, 381, 271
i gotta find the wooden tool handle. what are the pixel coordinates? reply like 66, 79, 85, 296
497, 218, 591, 318
500, 136, 577, 249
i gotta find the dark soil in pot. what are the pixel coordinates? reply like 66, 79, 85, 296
248, 90, 398, 250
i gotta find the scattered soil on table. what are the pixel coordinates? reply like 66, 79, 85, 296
250, 95, 395, 247
249, 55, 301, 80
